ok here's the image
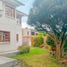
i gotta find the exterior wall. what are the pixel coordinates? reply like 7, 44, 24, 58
22, 28, 31, 36
44, 34, 48, 45
0, 1, 22, 52
22, 36, 31, 46
22, 28, 31, 46
22, 28, 38, 46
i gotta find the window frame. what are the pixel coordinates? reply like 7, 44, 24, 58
16, 34, 19, 42
0, 31, 10, 43
5, 5, 15, 19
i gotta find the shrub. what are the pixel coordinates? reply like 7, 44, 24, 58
18, 45, 30, 54
32, 36, 44, 47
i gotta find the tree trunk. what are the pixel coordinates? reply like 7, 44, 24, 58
56, 44, 61, 60
56, 42, 65, 61
60, 45, 64, 58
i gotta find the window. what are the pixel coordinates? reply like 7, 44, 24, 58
31, 32, 35, 35
5, 5, 15, 18
0, 31, 10, 42
27, 31, 29, 35
16, 34, 19, 42
16, 15, 21, 24
11, 8, 15, 18
22, 31, 24, 35
17, 17, 21, 24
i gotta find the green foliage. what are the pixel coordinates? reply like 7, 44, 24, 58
46, 36, 55, 47
64, 39, 67, 52
32, 36, 44, 47
28, 0, 67, 47
28, 0, 67, 58
13, 48, 58, 67
38, 32, 46, 37
18, 45, 30, 54
13, 48, 48, 59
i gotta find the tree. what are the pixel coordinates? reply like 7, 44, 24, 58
28, 0, 67, 60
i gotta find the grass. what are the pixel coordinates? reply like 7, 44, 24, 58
13, 47, 59, 67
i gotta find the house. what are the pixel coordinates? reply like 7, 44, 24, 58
22, 28, 31, 46
0, 0, 26, 52
22, 28, 38, 46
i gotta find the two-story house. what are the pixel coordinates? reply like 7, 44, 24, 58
0, 0, 25, 52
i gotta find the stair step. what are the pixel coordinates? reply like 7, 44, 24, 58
0, 50, 19, 57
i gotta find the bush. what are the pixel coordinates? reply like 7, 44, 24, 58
18, 45, 30, 54
32, 36, 44, 47
46, 36, 55, 47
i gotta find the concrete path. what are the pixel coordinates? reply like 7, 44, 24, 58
0, 56, 17, 67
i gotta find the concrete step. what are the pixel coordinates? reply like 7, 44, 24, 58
0, 50, 19, 57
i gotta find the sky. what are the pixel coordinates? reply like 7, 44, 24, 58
17, 0, 35, 28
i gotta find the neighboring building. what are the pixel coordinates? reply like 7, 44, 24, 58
0, 0, 26, 52
44, 34, 48, 45
22, 28, 38, 46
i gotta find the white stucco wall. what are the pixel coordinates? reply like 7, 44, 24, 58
0, 1, 22, 52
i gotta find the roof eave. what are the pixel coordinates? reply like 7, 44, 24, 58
16, 10, 28, 17
16, 0, 25, 6
2, 0, 24, 7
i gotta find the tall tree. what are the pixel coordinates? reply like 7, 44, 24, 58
28, 0, 67, 60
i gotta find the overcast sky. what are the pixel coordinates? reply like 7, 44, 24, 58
17, 0, 34, 28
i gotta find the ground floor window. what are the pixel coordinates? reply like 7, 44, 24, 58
0, 31, 10, 42
16, 34, 19, 42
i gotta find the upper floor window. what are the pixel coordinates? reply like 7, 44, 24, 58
5, 5, 15, 18
17, 18, 21, 24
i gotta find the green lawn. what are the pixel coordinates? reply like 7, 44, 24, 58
13, 47, 59, 67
